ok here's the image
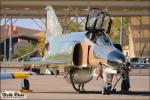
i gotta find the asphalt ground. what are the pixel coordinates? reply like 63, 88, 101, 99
1, 69, 150, 100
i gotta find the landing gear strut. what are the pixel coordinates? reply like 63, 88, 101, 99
121, 69, 130, 92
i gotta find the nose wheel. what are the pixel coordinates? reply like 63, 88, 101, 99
101, 68, 130, 95
102, 83, 112, 95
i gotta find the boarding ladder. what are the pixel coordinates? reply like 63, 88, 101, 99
13, 44, 46, 61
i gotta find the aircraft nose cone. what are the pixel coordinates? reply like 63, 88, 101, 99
107, 51, 126, 67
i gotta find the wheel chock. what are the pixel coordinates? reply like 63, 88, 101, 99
19, 90, 33, 93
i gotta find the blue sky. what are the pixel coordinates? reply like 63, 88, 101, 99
0, 17, 86, 32
0, 18, 46, 31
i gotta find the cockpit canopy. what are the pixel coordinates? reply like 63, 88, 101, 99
85, 8, 113, 45
85, 8, 112, 33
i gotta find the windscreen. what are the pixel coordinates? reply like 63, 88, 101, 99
96, 35, 112, 46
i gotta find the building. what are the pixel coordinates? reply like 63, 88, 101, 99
0, 25, 44, 60
128, 16, 150, 58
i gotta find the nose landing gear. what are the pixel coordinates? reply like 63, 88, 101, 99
102, 83, 112, 95
121, 69, 130, 92
101, 68, 130, 95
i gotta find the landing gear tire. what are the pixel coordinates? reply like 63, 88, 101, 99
111, 88, 116, 94
102, 87, 107, 95
102, 84, 112, 95
121, 80, 130, 92
102, 87, 111, 95
121, 69, 130, 92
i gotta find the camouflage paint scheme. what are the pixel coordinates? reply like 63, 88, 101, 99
44, 31, 127, 70
43, 6, 127, 72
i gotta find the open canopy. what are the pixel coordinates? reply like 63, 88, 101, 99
85, 8, 112, 33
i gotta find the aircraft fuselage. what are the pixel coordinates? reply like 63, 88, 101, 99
43, 32, 127, 74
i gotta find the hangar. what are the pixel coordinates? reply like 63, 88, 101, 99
0, 0, 150, 60
0, 0, 150, 17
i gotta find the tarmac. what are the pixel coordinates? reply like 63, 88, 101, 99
1, 69, 150, 100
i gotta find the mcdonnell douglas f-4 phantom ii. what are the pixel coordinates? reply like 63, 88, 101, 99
1, 6, 131, 95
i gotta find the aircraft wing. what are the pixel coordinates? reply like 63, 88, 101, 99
0, 71, 36, 80
0, 60, 68, 66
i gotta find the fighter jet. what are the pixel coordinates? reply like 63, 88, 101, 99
43, 6, 131, 94
1, 6, 131, 95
